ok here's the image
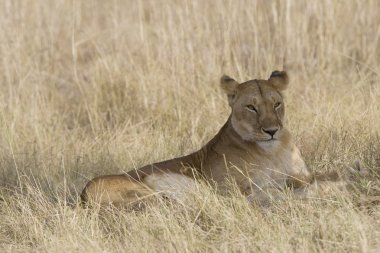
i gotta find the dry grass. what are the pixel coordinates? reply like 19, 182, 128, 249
1, 0, 380, 252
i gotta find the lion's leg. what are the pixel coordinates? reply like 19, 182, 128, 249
292, 175, 350, 200
81, 175, 154, 207
305, 180, 349, 197
245, 171, 348, 206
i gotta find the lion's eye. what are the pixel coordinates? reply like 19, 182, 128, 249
246, 105, 257, 112
274, 102, 281, 109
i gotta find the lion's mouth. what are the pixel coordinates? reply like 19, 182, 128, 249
262, 137, 277, 142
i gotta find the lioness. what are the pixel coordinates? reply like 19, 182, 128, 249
81, 71, 315, 206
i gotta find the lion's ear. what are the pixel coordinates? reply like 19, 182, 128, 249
268, 71, 289, 91
220, 75, 239, 106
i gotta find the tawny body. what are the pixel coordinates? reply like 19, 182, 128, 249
81, 71, 314, 206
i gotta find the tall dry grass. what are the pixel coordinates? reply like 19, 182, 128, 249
0, 0, 379, 252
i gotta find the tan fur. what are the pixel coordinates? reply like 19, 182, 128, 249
81, 71, 317, 207
80, 175, 154, 207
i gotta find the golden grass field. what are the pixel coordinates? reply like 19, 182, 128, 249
1, 0, 380, 252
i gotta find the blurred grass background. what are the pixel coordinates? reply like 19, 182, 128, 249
0, 0, 379, 252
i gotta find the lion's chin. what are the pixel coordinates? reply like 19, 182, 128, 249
256, 139, 279, 151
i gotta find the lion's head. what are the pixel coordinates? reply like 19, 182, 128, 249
220, 71, 289, 144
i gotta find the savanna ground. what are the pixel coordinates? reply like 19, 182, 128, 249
0, 0, 380, 252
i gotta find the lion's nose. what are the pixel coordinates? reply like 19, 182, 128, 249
262, 128, 278, 137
